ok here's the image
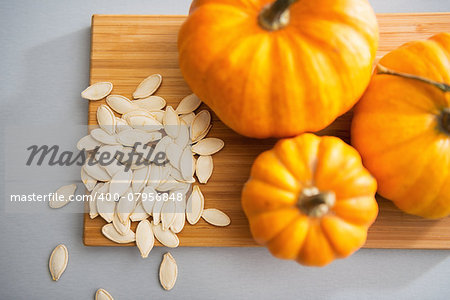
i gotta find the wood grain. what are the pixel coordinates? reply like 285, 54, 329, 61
84, 13, 450, 248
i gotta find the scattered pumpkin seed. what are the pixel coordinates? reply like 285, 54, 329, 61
133, 74, 162, 99
97, 105, 116, 135
106, 95, 137, 114
134, 95, 166, 111
49, 244, 68, 281
81, 82, 113, 100
190, 110, 211, 141
102, 223, 135, 244
196, 155, 213, 184
192, 138, 224, 155
202, 208, 231, 227
176, 93, 201, 114
153, 222, 179, 248
136, 219, 154, 258
186, 185, 204, 225
159, 252, 178, 291
95, 288, 114, 300
49, 184, 77, 209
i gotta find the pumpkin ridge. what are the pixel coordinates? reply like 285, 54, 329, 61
293, 134, 320, 183
355, 116, 436, 159
264, 214, 309, 248
397, 138, 450, 215
239, 35, 275, 135
416, 154, 450, 218
273, 139, 305, 184
377, 134, 442, 208
332, 196, 378, 226
201, 33, 264, 121
287, 26, 358, 119
318, 218, 342, 257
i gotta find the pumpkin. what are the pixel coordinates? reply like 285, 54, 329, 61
178, 0, 379, 138
241, 133, 378, 266
351, 33, 450, 219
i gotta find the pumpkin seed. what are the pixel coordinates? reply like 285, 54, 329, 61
152, 197, 165, 225
163, 106, 180, 138
97, 105, 116, 135
186, 185, 204, 225
136, 219, 154, 258
122, 109, 154, 123
190, 110, 211, 142
81, 82, 113, 100
103, 158, 126, 177
159, 253, 178, 291
128, 115, 162, 132
133, 74, 162, 99
174, 125, 190, 149
77, 134, 101, 151
115, 117, 132, 133
81, 168, 97, 191
156, 177, 183, 192
96, 183, 114, 223
166, 142, 183, 169
84, 162, 111, 182
141, 186, 158, 215
130, 201, 150, 221
117, 128, 162, 147
49, 184, 77, 209
150, 136, 173, 162
192, 138, 224, 155
153, 222, 179, 248
150, 110, 165, 123
94, 145, 123, 163
135, 143, 153, 162
161, 197, 176, 230
192, 124, 211, 143
109, 169, 132, 198
169, 166, 184, 182
49, 244, 68, 281
89, 182, 104, 219
117, 189, 136, 224
180, 112, 195, 127
112, 210, 131, 236
134, 95, 166, 111
102, 223, 135, 244
147, 164, 162, 188
170, 198, 186, 234
196, 155, 213, 184
90, 128, 119, 145
176, 94, 201, 114
132, 165, 150, 193
106, 95, 137, 114
95, 288, 114, 300
180, 147, 195, 181
202, 208, 231, 227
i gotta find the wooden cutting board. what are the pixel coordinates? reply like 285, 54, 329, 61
84, 13, 450, 248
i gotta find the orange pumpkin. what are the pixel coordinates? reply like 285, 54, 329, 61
178, 0, 379, 138
351, 33, 450, 219
241, 133, 378, 266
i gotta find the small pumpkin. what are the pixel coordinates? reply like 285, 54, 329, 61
178, 0, 379, 138
241, 133, 378, 266
351, 33, 450, 219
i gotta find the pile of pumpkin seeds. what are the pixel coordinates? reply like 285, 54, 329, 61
49, 74, 231, 294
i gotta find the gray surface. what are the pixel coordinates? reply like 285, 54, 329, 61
1, 0, 449, 299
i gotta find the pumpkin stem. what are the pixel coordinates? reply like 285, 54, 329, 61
297, 187, 335, 218
377, 64, 450, 93
258, 0, 298, 31
439, 108, 450, 135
